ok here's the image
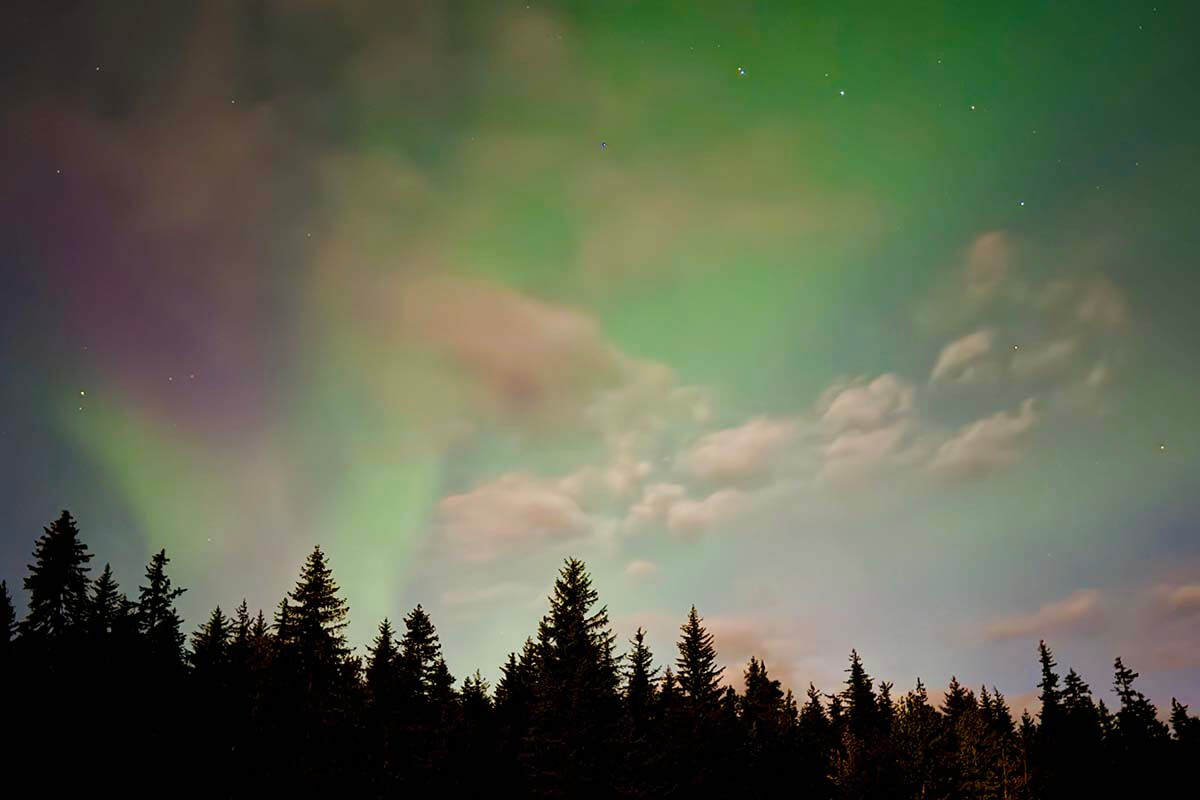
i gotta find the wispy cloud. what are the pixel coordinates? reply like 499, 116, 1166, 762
985, 588, 1102, 641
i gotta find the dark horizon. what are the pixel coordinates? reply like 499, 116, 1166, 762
3, 507, 1196, 796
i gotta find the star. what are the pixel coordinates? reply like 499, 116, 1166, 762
1159, 443, 1166, 451
79, 390, 85, 396
1019, 200, 1025, 206
970, 104, 976, 111
1013, 345, 1020, 351
839, 89, 845, 96
189, 373, 195, 379
168, 376, 173, 382
737, 66, 746, 76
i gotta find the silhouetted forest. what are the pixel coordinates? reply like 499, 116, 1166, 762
2, 510, 1197, 797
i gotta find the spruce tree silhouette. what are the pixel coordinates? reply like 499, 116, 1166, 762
137, 548, 187, 671
624, 626, 659, 737
87, 563, 122, 639
366, 617, 398, 705
675, 605, 723, 715
1111, 656, 1170, 794
528, 558, 620, 798
20, 509, 92, 644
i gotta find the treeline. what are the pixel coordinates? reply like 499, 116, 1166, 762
1, 510, 1197, 798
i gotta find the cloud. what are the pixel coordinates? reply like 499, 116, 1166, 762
665, 489, 749, 536
624, 559, 659, 579
438, 472, 595, 561
1041, 276, 1127, 329
398, 277, 625, 424
930, 398, 1037, 478
931, 329, 995, 383
707, 616, 797, 691
821, 421, 916, 482
964, 231, 1014, 303
820, 374, 915, 433
985, 589, 1102, 641
677, 417, 796, 484
627, 483, 689, 526
1010, 338, 1080, 380
1152, 583, 1200, 621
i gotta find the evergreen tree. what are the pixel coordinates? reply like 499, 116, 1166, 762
137, 549, 186, 670
428, 656, 457, 708
1111, 657, 1170, 795
1060, 667, 1104, 796
365, 617, 398, 704
741, 656, 785, 733
87, 563, 123, 638
282, 545, 350, 686
940, 675, 976, 723
675, 605, 723, 716
1035, 640, 1062, 728
624, 627, 659, 736
495, 640, 536, 736
1170, 697, 1200, 774
841, 648, 878, 739
190, 605, 232, 675
529, 558, 621, 796
741, 657, 790, 796
877, 680, 896, 735
1033, 640, 1064, 797
1112, 657, 1168, 745
797, 683, 836, 798
1170, 698, 1200, 745
398, 604, 445, 705
1, 579, 16, 651
20, 510, 92, 641
894, 679, 946, 799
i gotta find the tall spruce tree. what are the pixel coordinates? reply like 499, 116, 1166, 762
87, 563, 123, 638
283, 545, 350, 684
894, 679, 946, 799
398, 604, 445, 704
1060, 666, 1104, 796
796, 683, 835, 797
21, 510, 92, 641
366, 617, 398, 704
137, 549, 186, 670
190, 606, 232, 675
624, 626, 659, 735
842, 649, 879, 739
529, 558, 621, 796
1036, 640, 1063, 728
675, 605, 723, 716
1112, 657, 1168, 745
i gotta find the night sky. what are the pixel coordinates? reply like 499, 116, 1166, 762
2, 1, 1198, 712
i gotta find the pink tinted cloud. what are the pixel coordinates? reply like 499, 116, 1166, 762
984, 588, 1102, 641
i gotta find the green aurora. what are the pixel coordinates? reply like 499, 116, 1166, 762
1, 1, 1198, 710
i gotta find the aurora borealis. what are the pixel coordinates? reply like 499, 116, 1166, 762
1, 0, 1198, 711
